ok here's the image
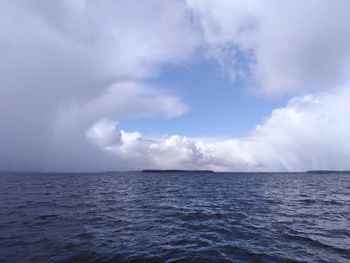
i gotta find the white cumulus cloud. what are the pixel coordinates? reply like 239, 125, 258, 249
91, 85, 350, 171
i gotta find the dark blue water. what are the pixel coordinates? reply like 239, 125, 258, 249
0, 172, 349, 263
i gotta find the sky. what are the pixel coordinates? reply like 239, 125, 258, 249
1, 0, 350, 172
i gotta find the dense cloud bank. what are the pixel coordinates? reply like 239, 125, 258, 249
1, 0, 350, 171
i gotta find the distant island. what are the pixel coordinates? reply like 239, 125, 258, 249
142, 170, 350, 174
306, 170, 350, 174
142, 169, 214, 173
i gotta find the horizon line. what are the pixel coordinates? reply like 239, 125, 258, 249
1, 169, 350, 174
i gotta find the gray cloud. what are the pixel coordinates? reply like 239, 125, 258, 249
0, 0, 198, 171
187, 0, 350, 96
1, 0, 350, 172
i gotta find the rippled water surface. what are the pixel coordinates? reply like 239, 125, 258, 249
0, 172, 350, 262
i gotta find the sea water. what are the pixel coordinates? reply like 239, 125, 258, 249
0, 172, 349, 262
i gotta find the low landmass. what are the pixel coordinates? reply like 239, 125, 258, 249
142, 169, 214, 173
306, 170, 350, 174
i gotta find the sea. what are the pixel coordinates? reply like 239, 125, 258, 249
0, 172, 349, 263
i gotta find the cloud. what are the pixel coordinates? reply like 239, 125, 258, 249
1, 0, 350, 172
86, 119, 122, 148
187, 0, 350, 96
92, 85, 350, 171
54, 81, 186, 139
0, 0, 197, 171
